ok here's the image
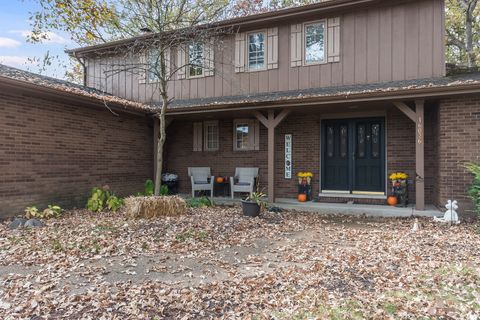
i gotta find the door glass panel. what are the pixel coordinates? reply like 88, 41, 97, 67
340, 125, 348, 158
371, 123, 380, 158
327, 126, 334, 158
357, 124, 365, 158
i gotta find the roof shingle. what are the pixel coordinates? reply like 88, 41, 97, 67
0, 64, 154, 113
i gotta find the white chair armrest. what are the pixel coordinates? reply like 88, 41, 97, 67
190, 176, 195, 185
210, 176, 215, 186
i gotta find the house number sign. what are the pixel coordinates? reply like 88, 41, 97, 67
285, 134, 292, 179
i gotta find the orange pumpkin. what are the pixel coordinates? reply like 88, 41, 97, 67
387, 196, 398, 206
216, 177, 224, 183
298, 194, 307, 202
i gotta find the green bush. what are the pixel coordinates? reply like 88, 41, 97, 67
86, 186, 124, 213
160, 184, 169, 196
86, 187, 110, 212
25, 204, 62, 219
466, 163, 480, 217
144, 179, 154, 196
106, 195, 124, 212
185, 196, 214, 208
25, 206, 39, 219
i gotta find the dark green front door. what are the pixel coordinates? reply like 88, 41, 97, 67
321, 118, 385, 194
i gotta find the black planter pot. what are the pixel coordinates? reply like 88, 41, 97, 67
241, 200, 261, 217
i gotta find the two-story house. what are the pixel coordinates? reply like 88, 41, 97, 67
59, 0, 480, 214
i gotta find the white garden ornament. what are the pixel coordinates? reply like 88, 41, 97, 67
434, 200, 460, 224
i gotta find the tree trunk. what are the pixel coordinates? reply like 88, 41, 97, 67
154, 95, 168, 196
465, 0, 478, 67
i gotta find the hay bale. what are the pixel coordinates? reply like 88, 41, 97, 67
124, 196, 187, 219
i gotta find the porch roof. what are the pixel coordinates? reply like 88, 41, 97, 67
167, 72, 480, 114
0, 64, 154, 114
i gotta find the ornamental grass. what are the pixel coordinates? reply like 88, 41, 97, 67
125, 196, 187, 219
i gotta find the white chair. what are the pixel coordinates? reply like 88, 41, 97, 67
188, 167, 214, 197
230, 167, 259, 199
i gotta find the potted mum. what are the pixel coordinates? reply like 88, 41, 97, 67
389, 172, 409, 207
297, 172, 313, 201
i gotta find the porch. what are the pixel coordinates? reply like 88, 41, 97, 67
212, 197, 441, 218
161, 98, 439, 211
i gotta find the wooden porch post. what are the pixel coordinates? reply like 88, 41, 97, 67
415, 100, 425, 211
254, 109, 290, 203
393, 101, 425, 210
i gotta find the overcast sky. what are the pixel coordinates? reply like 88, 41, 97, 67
0, 0, 73, 79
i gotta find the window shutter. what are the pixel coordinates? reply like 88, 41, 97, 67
327, 17, 341, 63
234, 33, 246, 73
267, 27, 279, 70
177, 45, 187, 79
164, 47, 171, 78
204, 39, 215, 77
139, 53, 147, 84
290, 24, 303, 67
193, 122, 203, 151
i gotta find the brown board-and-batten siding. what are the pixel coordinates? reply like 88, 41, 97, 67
0, 88, 153, 219
84, 0, 445, 104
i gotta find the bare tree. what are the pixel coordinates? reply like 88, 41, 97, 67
92, 0, 229, 195
446, 0, 480, 67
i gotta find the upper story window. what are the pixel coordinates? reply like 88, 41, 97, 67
304, 21, 326, 64
188, 42, 204, 78
248, 32, 266, 71
147, 49, 160, 82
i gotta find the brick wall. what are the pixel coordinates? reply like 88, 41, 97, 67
164, 119, 268, 194
164, 107, 436, 205
437, 96, 480, 218
0, 90, 153, 218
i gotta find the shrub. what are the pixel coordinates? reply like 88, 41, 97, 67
25, 206, 39, 219
466, 163, 480, 217
42, 205, 63, 218
124, 196, 187, 219
86, 186, 124, 213
106, 195, 124, 212
185, 196, 214, 208
160, 184, 169, 196
144, 179, 155, 196
25, 204, 62, 219
87, 187, 110, 212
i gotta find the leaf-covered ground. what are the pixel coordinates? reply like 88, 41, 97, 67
0, 207, 479, 319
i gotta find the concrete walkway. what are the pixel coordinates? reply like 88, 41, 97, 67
211, 197, 442, 218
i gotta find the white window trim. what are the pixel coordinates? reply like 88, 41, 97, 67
203, 120, 219, 151
187, 41, 205, 79
303, 20, 328, 66
246, 29, 268, 72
